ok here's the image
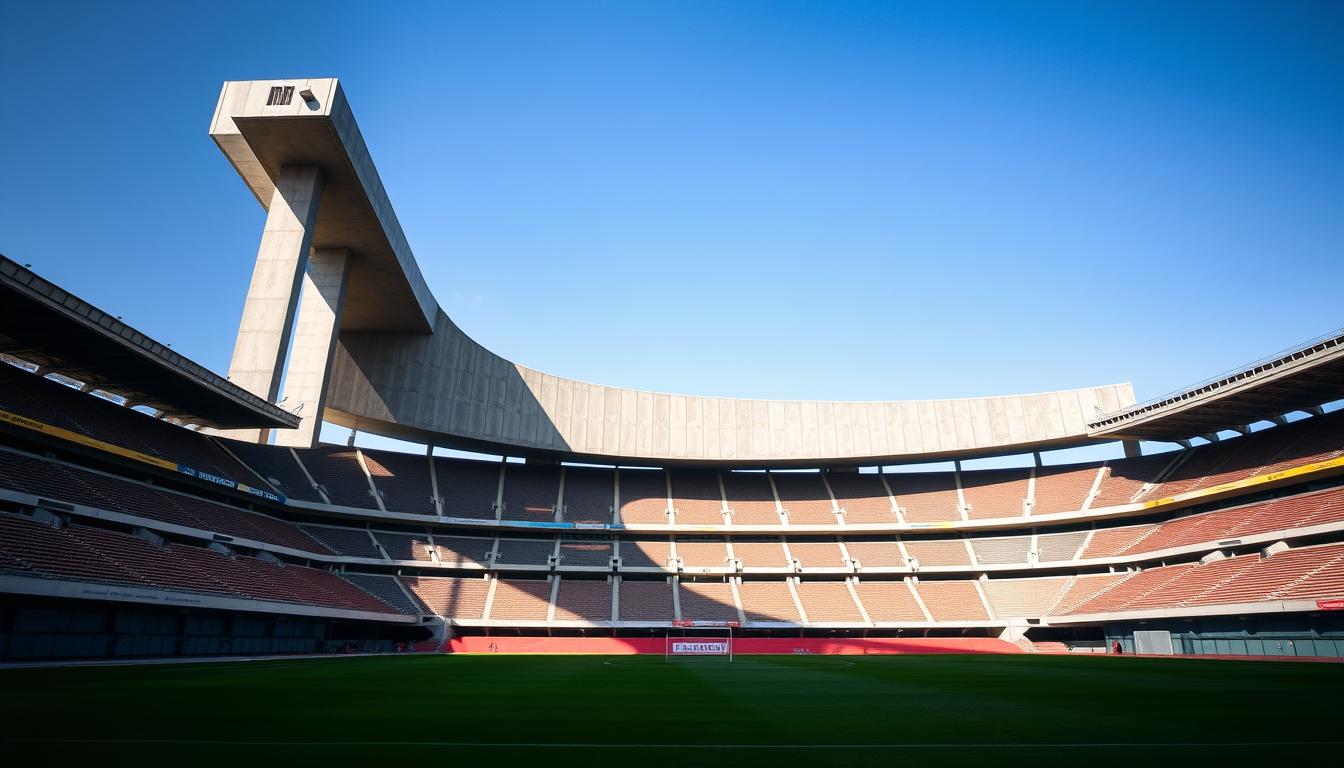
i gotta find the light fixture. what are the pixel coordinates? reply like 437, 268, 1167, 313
299, 87, 316, 104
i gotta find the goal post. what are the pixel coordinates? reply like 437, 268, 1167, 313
665, 620, 737, 662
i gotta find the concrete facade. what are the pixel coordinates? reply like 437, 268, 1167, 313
211, 78, 1136, 464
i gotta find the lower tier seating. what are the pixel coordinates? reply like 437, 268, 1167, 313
737, 580, 800, 622
402, 575, 490, 618
794, 580, 864, 622
553, 578, 612, 621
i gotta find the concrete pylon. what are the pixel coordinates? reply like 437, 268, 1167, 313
219, 165, 324, 443
274, 248, 352, 447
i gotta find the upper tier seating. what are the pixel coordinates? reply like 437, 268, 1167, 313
843, 540, 904, 568
616, 579, 674, 621
1133, 486, 1344, 554
853, 580, 926, 622
500, 464, 560, 523
432, 535, 494, 566
436, 459, 500, 520
374, 531, 435, 562
885, 472, 961, 523
903, 539, 970, 567
295, 447, 380, 509
1035, 530, 1090, 562
960, 469, 1030, 520
0, 364, 269, 489
552, 578, 612, 622
772, 472, 838, 525
494, 538, 555, 566
0, 449, 329, 554
738, 580, 801, 622
1080, 524, 1158, 559
619, 539, 672, 569
1032, 463, 1104, 514
914, 580, 989, 621
9, 352, 1340, 541
795, 580, 864, 622
299, 525, 382, 559
676, 540, 730, 570
1089, 454, 1173, 508
403, 575, 490, 618
617, 468, 669, 525
722, 472, 781, 525
669, 469, 725, 525
731, 539, 790, 568
557, 540, 613, 568
826, 472, 898, 524
1080, 486, 1344, 561
0, 514, 406, 614
787, 540, 848, 569
360, 449, 436, 515
221, 440, 324, 503
970, 535, 1032, 566
488, 579, 553, 620
1156, 413, 1344, 498
677, 581, 739, 622
562, 467, 614, 524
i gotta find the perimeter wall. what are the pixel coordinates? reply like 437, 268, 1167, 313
444, 636, 1021, 654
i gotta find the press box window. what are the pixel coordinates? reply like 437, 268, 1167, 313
267, 86, 294, 106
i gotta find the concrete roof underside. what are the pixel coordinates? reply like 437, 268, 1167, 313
1088, 330, 1344, 442
0, 257, 299, 430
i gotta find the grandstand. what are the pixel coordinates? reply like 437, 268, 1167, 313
0, 78, 1342, 664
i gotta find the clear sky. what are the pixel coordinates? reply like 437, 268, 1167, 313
1, 1, 1340, 461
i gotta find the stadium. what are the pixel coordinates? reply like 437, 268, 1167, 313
2, 39, 1343, 768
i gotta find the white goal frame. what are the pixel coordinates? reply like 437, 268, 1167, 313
664, 625, 734, 662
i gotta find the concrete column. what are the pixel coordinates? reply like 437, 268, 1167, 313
273, 248, 352, 447
221, 165, 324, 442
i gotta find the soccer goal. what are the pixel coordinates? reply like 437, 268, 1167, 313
665, 620, 737, 662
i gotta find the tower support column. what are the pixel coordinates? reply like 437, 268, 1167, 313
274, 248, 351, 447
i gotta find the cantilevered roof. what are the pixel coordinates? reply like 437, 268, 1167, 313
0, 256, 299, 430
212, 77, 1137, 466
1088, 330, 1344, 442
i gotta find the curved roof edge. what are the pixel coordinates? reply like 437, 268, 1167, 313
211, 77, 1135, 465
323, 304, 1134, 465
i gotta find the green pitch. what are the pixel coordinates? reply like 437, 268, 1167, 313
0, 654, 1339, 767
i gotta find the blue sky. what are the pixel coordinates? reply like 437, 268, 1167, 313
1, 1, 1340, 462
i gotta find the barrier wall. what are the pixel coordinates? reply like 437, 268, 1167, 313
444, 636, 1021, 655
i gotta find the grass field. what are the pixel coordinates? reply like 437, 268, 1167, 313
1, 653, 1340, 767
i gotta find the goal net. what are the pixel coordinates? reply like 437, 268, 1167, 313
665, 621, 737, 662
